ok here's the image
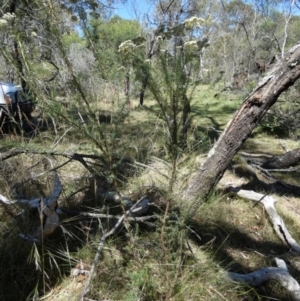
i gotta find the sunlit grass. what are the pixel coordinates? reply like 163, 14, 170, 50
0, 85, 300, 301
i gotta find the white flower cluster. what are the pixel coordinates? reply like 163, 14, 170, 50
2, 13, 15, 21
184, 40, 198, 52
118, 40, 136, 55
0, 19, 8, 27
183, 16, 204, 29
0, 12, 16, 28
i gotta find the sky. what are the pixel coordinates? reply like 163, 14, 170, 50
112, 0, 153, 20
113, 0, 300, 20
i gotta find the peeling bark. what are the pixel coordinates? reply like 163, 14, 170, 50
184, 43, 300, 208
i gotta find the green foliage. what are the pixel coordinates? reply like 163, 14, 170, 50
63, 32, 85, 46
259, 80, 300, 138
87, 15, 142, 79
119, 17, 204, 163
1, 1, 300, 301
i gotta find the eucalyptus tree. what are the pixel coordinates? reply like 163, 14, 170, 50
201, 0, 298, 91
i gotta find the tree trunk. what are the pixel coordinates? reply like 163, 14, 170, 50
139, 76, 148, 106
139, 31, 156, 106
180, 94, 191, 149
184, 43, 300, 208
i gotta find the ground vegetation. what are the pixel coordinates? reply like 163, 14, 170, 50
1, 1, 300, 300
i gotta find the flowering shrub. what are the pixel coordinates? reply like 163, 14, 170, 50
183, 16, 204, 29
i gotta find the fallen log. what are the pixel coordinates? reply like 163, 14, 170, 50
261, 148, 300, 169
226, 258, 300, 301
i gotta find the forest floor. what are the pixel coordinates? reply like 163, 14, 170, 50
0, 85, 300, 301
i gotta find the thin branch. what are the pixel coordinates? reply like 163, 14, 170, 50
78, 197, 149, 300
257, 166, 300, 172
59, 207, 157, 222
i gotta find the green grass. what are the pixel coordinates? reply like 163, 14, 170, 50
0, 85, 300, 301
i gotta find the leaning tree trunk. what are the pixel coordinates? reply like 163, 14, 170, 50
184, 43, 300, 208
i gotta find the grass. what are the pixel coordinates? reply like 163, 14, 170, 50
0, 85, 300, 300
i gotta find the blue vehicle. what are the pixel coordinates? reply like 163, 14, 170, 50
0, 82, 34, 122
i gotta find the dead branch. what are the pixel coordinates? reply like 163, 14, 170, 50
0, 194, 17, 205
20, 172, 62, 242
0, 147, 131, 166
0, 169, 151, 242
228, 187, 300, 253
240, 149, 300, 171
78, 197, 148, 301
239, 151, 273, 160
226, 258, 300, 301
258, 166, 300, 172
0, 147, 132, 178
261, 148, 300, 169
59, 207, 156, 221
0, 172, 62, 242
0, 147, 106, 164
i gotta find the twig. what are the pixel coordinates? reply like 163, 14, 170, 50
59, 207, 157, 221
78, 214, 125, 300
209, 285, 228, 300
251, 192, 268, 208
51, 126, 73, 150
78, 197, 149, 300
